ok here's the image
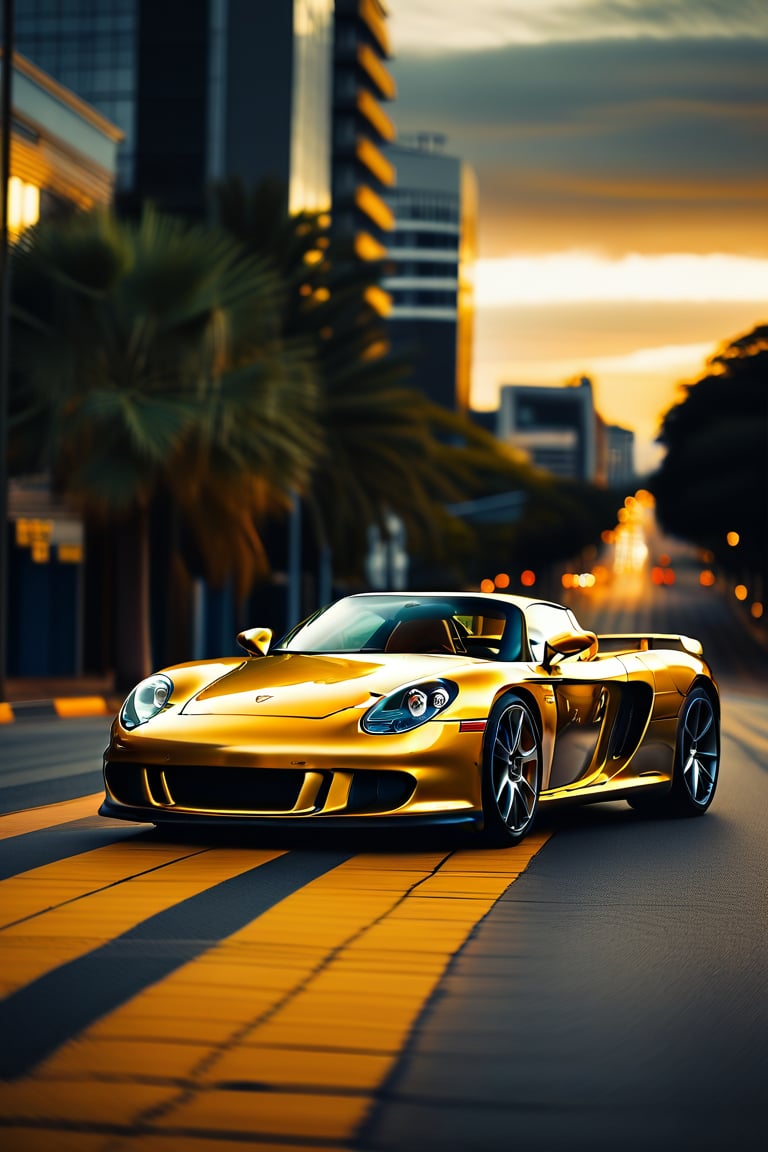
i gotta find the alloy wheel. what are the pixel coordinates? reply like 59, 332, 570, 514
679, 692, 718, 807
491, 702, 540, 833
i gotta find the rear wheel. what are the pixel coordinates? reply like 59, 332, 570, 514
481, 695, 541, 845
628, 686, 719, 817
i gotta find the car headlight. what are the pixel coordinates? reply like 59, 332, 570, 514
120, 674, 173, 730
362, 679, 457, 734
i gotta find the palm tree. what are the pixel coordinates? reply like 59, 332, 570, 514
10, 206, 317, 688
211, 177, 527, 597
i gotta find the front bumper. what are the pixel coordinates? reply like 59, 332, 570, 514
98, 795, 482, 830
101, 712, 485, 826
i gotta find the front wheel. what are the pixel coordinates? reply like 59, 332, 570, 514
481, 695, 542, 846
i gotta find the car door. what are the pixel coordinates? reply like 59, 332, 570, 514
525, 603, 630, 791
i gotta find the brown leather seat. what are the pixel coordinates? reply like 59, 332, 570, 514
384, 618, 455, 654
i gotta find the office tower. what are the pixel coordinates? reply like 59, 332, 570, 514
15, 0, 335, 217
331, 0, 396, 271
383, 135, 476, 410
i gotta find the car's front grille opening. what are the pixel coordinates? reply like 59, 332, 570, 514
104, 762, 147, 807
346, 770, 416, 814
105, 762, 310, 814
105, 763, 417, 817
164, 766, 307, 813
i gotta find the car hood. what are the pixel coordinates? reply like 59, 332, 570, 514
181, 651, 464, 719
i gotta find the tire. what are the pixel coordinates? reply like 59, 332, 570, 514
481, 694, 542, 845
628, 686, 719, 817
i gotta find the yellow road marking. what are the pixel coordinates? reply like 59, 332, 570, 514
53, 697, 110, 718
0, 842, 285, 997
5, 832, 553, 1147
0, 793, 104, 841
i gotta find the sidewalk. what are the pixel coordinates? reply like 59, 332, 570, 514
0, 676, 122, 723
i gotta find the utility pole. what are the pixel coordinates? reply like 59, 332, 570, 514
0, 1, 15, 704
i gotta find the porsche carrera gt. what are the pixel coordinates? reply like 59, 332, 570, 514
100, 592, 720, 844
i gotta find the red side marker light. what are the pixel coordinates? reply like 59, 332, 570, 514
460, 720, 487, 733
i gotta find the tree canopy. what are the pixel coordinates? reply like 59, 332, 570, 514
652, 324, 768, 581
9, 205, 317, 683
210, 177, 532, 584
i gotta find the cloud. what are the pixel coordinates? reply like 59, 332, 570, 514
475, 252, 768, 304
387, 0, 768, 51
389, 37, 768, 256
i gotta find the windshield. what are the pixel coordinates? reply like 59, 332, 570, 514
275, 595, 524, 661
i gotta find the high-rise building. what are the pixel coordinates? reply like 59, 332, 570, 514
382, 135, 476, 410
331, 0, 396, 271
14, 0, 335, 218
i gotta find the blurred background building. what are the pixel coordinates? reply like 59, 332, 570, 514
602, 421, 635, 489
14, 0, 336, 218
332, 0, 395, 274
498, 377, 635, 487
1, 49, 120, 228
14, 0, 396, 243
1, 45, 121, 676
5, 0, 399, 675
383, 133, 476, 411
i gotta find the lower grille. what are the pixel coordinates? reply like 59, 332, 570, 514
104, 762, 147, 807
104, 763, 417, 817
346, 771, 416, 813
105, 762, 307, 814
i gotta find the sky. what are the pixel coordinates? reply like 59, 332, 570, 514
384, 0, 768, 472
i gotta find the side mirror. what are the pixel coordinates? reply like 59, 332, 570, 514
542, 629, 598, 670
236, 627, 273, 657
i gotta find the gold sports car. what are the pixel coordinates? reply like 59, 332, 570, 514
101, 592, 720, 844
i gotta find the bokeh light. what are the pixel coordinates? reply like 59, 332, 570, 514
520, 570, 536, 587
494, 572, 510, 589
727, 531, 740, 547
734, 584, 748, 601
480, 578, 495, 593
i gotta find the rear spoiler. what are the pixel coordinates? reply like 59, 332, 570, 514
597, 633, 704, 657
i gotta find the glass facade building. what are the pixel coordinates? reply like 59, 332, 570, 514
15, 0, 138, 190
14, 0, 335, 218
383, 138, 477, 412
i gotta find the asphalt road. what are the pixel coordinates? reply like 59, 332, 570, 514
0, 542, 766, 1151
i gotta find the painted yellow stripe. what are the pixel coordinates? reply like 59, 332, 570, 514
0, 793, 104, 841
53, 697, 110, 718
0, 841, 285, 997
6, 832, 553, 1145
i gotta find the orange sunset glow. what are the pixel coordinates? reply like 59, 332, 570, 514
386, 0, 768, 471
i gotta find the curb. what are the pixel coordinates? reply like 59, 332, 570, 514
0, 697, 118, 724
